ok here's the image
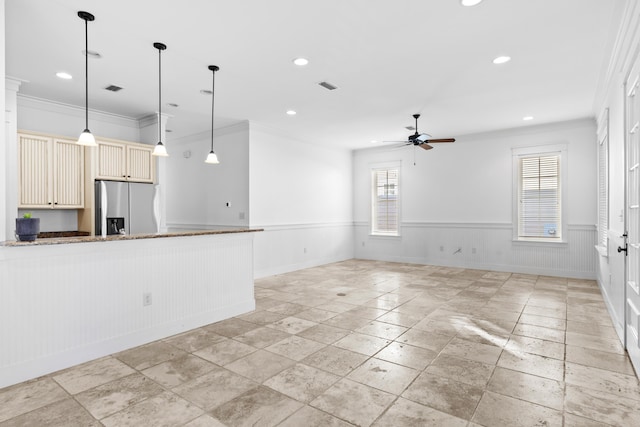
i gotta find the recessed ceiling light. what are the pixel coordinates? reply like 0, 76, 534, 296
293, 57, 309, 66
493, 56, 511, 64
167, 103, 179, 108
82, 49, 102, 59
56, 72, 72, 80
461, 0, 483, 6
200, 89, 213, 95
286, 110, 297, 115
523, 116, 534, 121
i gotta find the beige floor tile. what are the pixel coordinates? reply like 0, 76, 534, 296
141, 354, 216, 388
486, 367, 564, 410
346, 306, 389, 320
347, 358, 419, 395
323, 312, 375, 330
265, 335, 326, 361
233, 326, 292, 348
565, 362, 640, 399
518, 313, 566, 330
522, 305, 567, 319
565, 384, 640, 426
0, 378, 69, 422
75, 373, 164, 419
268, 316, 318, 334
203, 317, 261, 337
310, 378, 395, 427
172, 366, 257, 411
453, 320, 511, 347
267, 302, 308, 316
264, 363, 340, 402
53, 356, 136, 394
194, 339, 257, 366
513, 323, 565, 343
372, 397, 467, 427
315, 301, 359, 313
0, 398, 101, 427
471, 391, 562, 427
115, 341, 187, 371
497, 350, 564, 381
294, 308, 338, 322
565, 331, 625, 354
101, 391, 203, 427
297, 323, 350, 344
374, 341, 437, 370
210, 386, 303, 427
278, 405, 353, 427
565, 344, 637, 375
440, 337, 503, 365
505, 334, 565, 360
402, 372, 483, 420
302, 345, 369, 376
566, 320, 619, 337
163, 328, 227, 352
426, 354, 494, 388
563, 413, 611, 427
355, 320, 408, 340
184, 414, 228, 427
237, 309, 287, 325
375, 310, 423, 327
396, 328, 452, 352
334, 332, 391, 356
225, 349, 295, 383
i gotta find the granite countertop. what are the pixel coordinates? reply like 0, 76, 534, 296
2, 228, 263, 247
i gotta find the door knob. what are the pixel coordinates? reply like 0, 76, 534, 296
618, 245, 628, 254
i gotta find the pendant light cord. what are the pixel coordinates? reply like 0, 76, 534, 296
158, 47, 162, 143
211, 68, 215, 152
84, 17, 89, 130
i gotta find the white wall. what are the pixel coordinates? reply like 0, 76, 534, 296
164, 122, 250, 229
353, 119, 598, 279
249, 124, 354, 277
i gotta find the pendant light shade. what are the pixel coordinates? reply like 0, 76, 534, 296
77, 11, 97, 147
152, 42, 169, 157
205, 65, 220, 164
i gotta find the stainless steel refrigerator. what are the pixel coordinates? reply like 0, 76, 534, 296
95, 180, 159, 236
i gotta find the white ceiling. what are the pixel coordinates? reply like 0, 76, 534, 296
5, 0, 624, 150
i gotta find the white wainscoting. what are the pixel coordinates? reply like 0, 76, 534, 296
354, 222, 597, 279
253, 222, 355, 278
0, 232, 256, 389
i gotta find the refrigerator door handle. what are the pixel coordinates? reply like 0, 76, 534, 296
100, 181, 108, 238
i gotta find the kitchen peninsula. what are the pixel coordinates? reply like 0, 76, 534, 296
0, 228, 262, 389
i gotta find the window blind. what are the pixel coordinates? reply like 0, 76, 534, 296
518, 155, 561, 239
372, 168, 399, 235
598, 135, 608, 248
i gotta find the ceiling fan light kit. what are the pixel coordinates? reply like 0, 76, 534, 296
385, 113, 455, 151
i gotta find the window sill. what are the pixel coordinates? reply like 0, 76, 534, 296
512, 238, 567, 247
369, 233, 401, 238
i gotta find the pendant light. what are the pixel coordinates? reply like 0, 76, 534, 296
77, 11, 97, 146
205, 65, 220, 164
152, 42, 168, 157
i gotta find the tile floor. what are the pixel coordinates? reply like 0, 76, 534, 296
1, 259, 640, 426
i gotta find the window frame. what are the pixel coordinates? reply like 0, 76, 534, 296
370, 161, 401, 237
596, 108, 609, 255
512, 144, 568, 243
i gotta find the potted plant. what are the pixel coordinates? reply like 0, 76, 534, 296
15, 212, 40, 241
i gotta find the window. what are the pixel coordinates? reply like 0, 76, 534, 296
597, 109, 609, 251
513, 145, 566, 242
371, 166, 400, 235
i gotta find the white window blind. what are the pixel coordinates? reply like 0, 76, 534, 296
597, 111, 609, 250
518, 154, 561, 239
372, 168, 399, 235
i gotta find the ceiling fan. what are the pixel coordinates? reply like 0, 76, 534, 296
386, 114, 455, 150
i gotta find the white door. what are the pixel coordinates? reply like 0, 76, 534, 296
624, 56, 640, 373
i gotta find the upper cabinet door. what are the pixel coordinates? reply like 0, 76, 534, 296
18, 133, 52, 208
53, 138, 84, 208
127, 144, 154, 183
96, 141, 127, 180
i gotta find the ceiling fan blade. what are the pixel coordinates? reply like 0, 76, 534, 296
419, 144, 433, 151
426, 138, 455, 143
382, 141, 410, 143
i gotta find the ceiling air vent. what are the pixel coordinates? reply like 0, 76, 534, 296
104, 84, 123, 92
318, 81, 338, 91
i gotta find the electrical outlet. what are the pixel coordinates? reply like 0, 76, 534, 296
226, 202, 231, 207
143, 292, 152, 306
472, 247, 477, 254
362, 241, 365, 247
439, 246, 444, 252
239, 212, 245, 220
303, 247, 307, 253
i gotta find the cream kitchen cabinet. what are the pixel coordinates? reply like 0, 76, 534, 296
18, 133, 85, 209
96, 140, 154, 183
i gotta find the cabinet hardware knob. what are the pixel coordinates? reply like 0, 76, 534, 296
48, 202, 52, 205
